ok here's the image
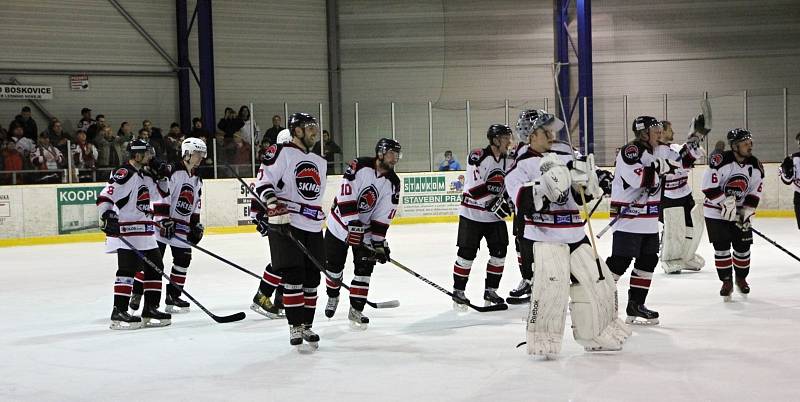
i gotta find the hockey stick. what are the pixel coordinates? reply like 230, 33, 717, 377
227, 166, 400, 309
117, 236, 246, 323
752, 227, 800, 264
172, 236, 260, 280
386, 257, 507, 312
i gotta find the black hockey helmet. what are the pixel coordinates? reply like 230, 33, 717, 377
727, 128, 752, 147
632, 116, 662, 137
287, 112, 317, 135
127, 139, 153, 158
375, 138, 402, 158
486, 124, 513, 141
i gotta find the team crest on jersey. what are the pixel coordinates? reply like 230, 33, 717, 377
724, 174, 749, 200
469, 149, 483, 163
113, 168, 129, 181
136, 185, 151, 213
295, 161, 321, 200
175, 183, 195, 216
710, 153, 723, 167
486, 169, 505, 195
264, 145, 278, 161
623, 145, 639, 161
357, 185, 379, 213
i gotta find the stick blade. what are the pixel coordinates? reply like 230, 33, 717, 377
371, 300, 400, 309
470, 303, 508, 312
212, 311, 247, 323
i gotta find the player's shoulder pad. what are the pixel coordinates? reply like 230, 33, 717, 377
746, 155, 765, 177
109, 164, 137, 184
467, 147, 489, 166
385, 170, 401, 204
709, 150, 735, 169
791, 151, 800, 159
344, 157, 375, 180
260, 143, 285, 166
620, 141, 645, 165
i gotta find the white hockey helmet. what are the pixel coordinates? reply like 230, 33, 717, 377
276, 128, 292, 144
181, 137, 207, 159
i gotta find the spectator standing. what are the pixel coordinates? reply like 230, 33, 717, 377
72, 130, 98, 170
142, 120, 162, 139
438, 150, 462, 171
217, 107, 242, 138
1, 140, 24, 184
95, 124, 117, 168
262, 114, 284, 147
189, 117, 210, 139
87, 114, 106, 143
30, 133, 64, 183
77, 108, 94, 133
44, 119, 71, 156
9, 122, 35, 160
311, 130, 342, 171
237, 105, 260, 145
10, 106, 38, 141
137, 128, 151, 142
164, 122, 184, 163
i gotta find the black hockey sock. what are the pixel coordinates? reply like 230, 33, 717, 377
113, 275, 134, 310
167, 264, 188, 297
282, 284, 304, 326
132, 270, 144, 296
259, 264, 282, 297
714, 250, 733, 281
453, 257, 473, 291
732, 249, 750, 279
484, 257, 505, 289
303, 287, 317, 325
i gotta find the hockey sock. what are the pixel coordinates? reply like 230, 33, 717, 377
259, 264, 282, 297
132, 270, 144, 296
325, 269, 343, 298
113, 276, 134, 310
453, 256, 473, 291
166, 264, 188, 297
303, 287, 317, 325
515, 237, 534, 280
629, 255, 657, 304
143, 271, 163, 307
282, 283, 305, 326
714, 249, 733, 281
485, 256, 505, 289
349, 274, 371, 312
732, 249, 750, 279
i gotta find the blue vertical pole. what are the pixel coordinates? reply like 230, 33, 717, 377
197, 0, 216, 137
176, 0, 191, 133
577, 0, 593, 154
554, 0, 571, 140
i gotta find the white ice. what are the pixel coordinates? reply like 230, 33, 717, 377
2, 219, 800, 402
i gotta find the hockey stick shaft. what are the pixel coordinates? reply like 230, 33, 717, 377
228, 166, 399, 309
386, 258, 507, 312
172, 236, 260, 279
595, 188, 649, 238
117, 236, 246, 323
752, 227, 800, 264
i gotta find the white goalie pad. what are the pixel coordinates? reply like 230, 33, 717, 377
660, 207, 687, 263
526, 242, 570, 356
568, 244, 626, 351
683, 204, 705, 261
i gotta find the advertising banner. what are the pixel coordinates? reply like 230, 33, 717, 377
57, 186, 104, 234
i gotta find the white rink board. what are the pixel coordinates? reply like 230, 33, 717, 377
2, 218, 800, 401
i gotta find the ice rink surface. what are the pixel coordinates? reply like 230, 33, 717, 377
2, 218, 800, 402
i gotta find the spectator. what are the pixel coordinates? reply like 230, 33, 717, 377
217, 107, 242, 138
262, 114, 284, 147
87, 114, 106, 143
311, 129, 342, 171
189, 117, 209, 139
43, 119, 71, 156
147, 125, 167, 158
438, 150, 462, 171
237, 105, 260, 145
164, 122, 184, 163
1, 140, 24, 184
137, 128, 150, 142
72, 130, 98, 182
0, 124, 7, 142
95, 124, 118, 168
30, 133, 64, 183
10, 106, 38, 141
117, 121, 132, 139
231, 133, 252, 165
142, 119, 162, 139
77, 107, 94, 133
9, 122, 35, 160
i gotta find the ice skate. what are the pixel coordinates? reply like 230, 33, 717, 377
128, 294, 142, 311
735, 277, 750, 296
452, 289, 469, 311
290, 325, 317, 353
301, 325, 320, 350
165, 292, 190, 314
324, 296, 339, 318
625, 301, 659, 325
110, 306, 142, 330
483, 288, 506, 307
141, 304, 172, 327
348, 306, 369, 330
250, 290, 284, 319
506, 279, 531, 304
720, 280, 734, 302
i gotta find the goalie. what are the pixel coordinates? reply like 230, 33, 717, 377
505, 110, 630, 358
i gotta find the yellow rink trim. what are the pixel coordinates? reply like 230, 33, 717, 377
0, 210, 795, 248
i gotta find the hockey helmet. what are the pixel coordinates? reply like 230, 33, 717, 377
632, 116, 662, 137
181, 137, 207, 159
127, 139, 154, 158
288, 112, 318, 135
727, 128, 752, 147
487, 124, 513, 141
375, 138, 402, 158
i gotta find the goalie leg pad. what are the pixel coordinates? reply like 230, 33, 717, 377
682, 204, 706, 270
526, 242, 570, 357
660, 206, 687, 265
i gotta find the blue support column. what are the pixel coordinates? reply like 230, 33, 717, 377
176, 0, 191, 133
554, 0, 570, 138
197, 0, 216, 137
577, 0, 593, 154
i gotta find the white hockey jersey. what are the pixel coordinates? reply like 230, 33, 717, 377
96, 163, 164, 252
780, 151, 800, 193
154, 164, 203, 247
459, 146, 509, 223
610, 141, 662, 234
327, 157, 400, 244
250, 142, 328, 233
702, 151, 763, 220
654, 142, 694, 199
505, 147, 587, 244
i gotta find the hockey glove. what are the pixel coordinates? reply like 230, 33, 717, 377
188, 223, 204, 244
597, 169, 613, 195
735, 206, 755, 232
781, 157, 794, 179
160, 219, 176, 239
146, 158, 172, 180
488, 195, 512, 219
100, 210, 120, 236
259, 189, 278, 207
720, 196, 738, 221
253, 214, 270, 237
371, 241, 390, 264
346, 222, 366, 246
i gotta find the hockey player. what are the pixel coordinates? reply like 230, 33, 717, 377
779, 132, 800, 229
148, 138, 207, 313
97, 139, 171, 329
702, 128, 763, 301
606, 116, 680, 325
505, 111, 628, 357
655, 120, 707, 273
323, 138, 401, 329
250, 112, 327, 350
451, 124, 513, 309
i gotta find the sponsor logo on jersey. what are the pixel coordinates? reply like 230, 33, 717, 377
295, 161, 321, 200
113, 168, 129, 181
175, 183, 195, 216
554, 214, 572, 224
724, 174, 749, 200
357, 185, 379, 213
136, 185, 151, 213
623, 145, 639, 161
486, 169, 505, 195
